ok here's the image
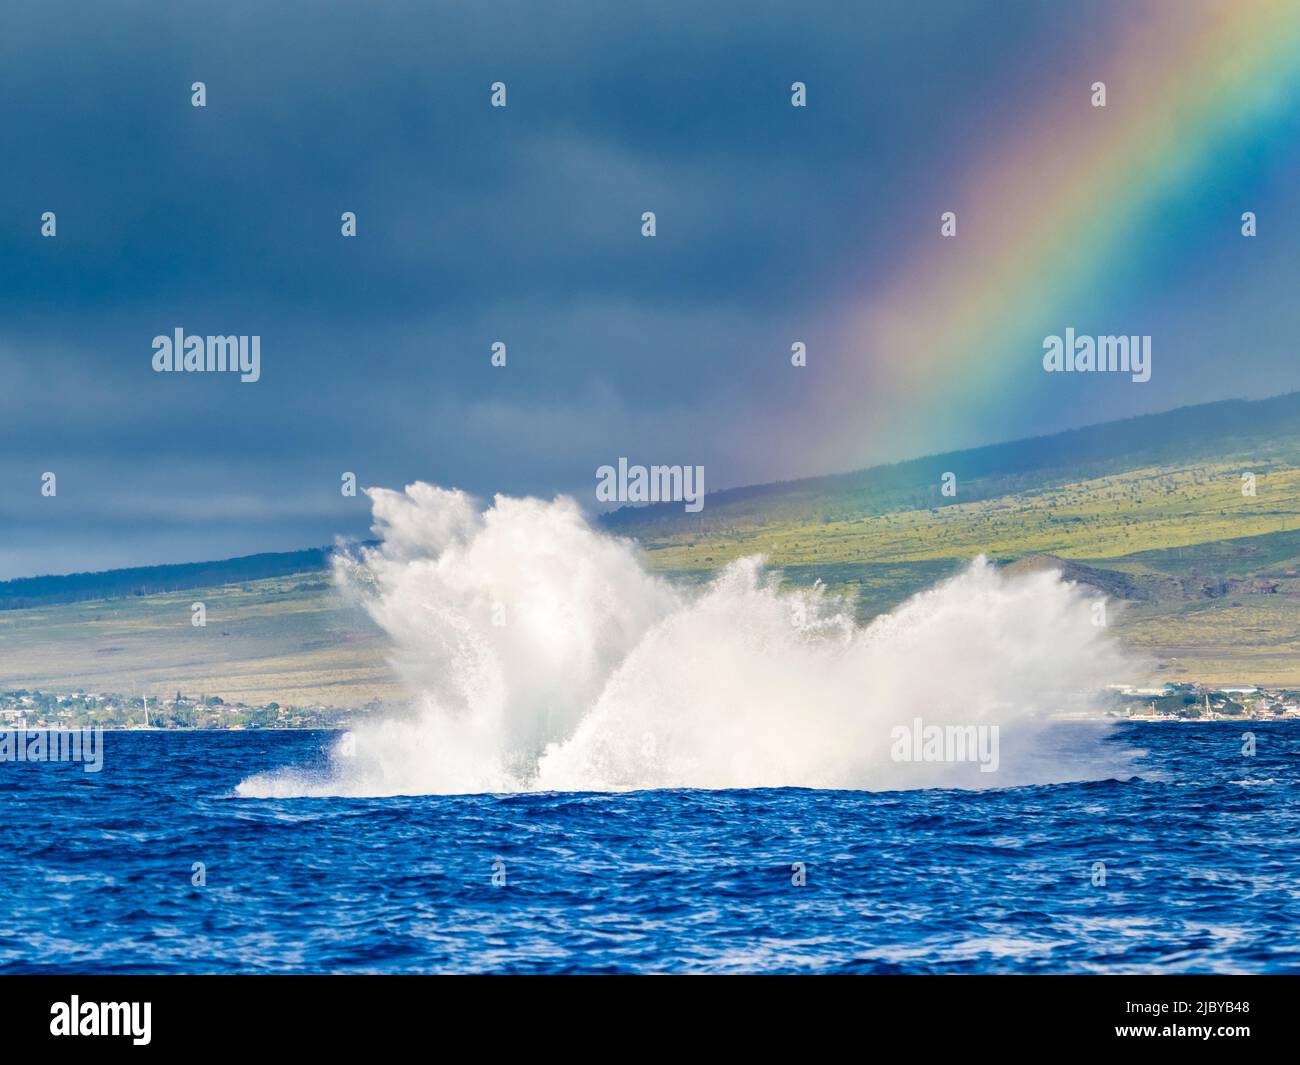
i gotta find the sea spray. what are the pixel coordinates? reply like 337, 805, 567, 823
238, 482, 1145, 798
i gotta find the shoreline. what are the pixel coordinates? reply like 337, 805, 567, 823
3, 718, 1297, 734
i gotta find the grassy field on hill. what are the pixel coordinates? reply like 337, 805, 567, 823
631, 470, 1300, 686
0, 573, 399, 708
4, 393, 1300, 704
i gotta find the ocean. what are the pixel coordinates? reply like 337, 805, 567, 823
2, 722, 1297, 974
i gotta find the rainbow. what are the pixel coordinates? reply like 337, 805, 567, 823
835, 0, 1300, 454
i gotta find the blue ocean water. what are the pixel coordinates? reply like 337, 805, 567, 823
1, 723, 1298, 974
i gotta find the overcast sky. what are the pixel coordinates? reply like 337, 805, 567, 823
2, 1, 1298, 577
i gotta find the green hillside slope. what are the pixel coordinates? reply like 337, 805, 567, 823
3, 392, 1299, 703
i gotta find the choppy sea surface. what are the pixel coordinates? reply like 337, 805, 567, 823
2, 723, 1298, 974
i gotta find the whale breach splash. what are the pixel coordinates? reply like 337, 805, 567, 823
238, 482, 1143, 798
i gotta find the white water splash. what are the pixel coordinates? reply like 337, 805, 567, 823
238, 482, 1144, 798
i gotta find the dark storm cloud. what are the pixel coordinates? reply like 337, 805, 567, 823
1, 1, 1294, 576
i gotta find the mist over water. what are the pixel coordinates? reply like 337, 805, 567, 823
238, 483, 1145, 798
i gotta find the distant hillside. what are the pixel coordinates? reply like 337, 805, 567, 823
595, 390, 1300, 687
6, 390, 1300, 608
4, 391, 1300, 696
0, 547, 335, 610
602, 391, 1300, 535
